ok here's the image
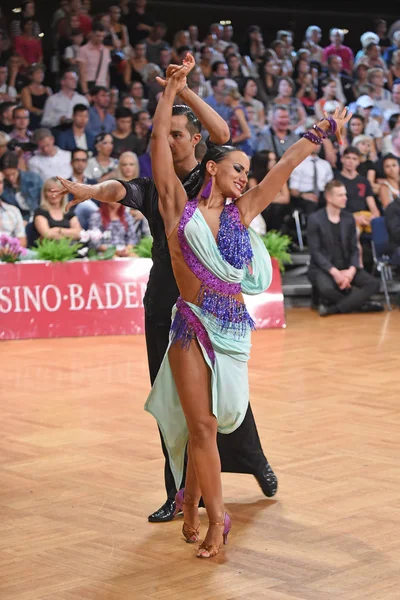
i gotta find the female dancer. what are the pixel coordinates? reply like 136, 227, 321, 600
148, 54, 351, 558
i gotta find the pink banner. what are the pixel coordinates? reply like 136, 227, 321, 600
0, 258, 285, 340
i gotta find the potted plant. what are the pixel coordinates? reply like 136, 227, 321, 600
261, 230, 292, 272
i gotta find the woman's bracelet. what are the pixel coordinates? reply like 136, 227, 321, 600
312, 124, 327, 139
178, 84, 188, 95
302, 131, 323, 145
321, 116, 337, 134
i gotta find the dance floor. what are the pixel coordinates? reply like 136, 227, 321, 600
2, 308, 400, 600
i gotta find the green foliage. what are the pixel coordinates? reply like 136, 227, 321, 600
261, 230, 292, 272
34, 238, 83, 262
135, 236, 153, 258
87, 246, 117, 260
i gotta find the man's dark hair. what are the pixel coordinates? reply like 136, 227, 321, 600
12, 106, 28, 118
210, 76, 225, 89
343, 146, 361, 157
91, 85, 109, 96
115, 107, 134, 120
176, 45, 190, 56
71, 148, 89, 160
211, 61, 226, 73
0, 151, 19, 170
0, 102, 17, 119
73, 103, 89, 114
172, 104, 202, 135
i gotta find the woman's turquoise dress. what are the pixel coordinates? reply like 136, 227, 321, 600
145, 199, 272, 490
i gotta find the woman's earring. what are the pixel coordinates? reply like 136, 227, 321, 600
201, 178, 213, 199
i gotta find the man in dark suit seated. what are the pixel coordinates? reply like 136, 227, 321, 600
307, 179, 383, 316
54, 104, 95, 154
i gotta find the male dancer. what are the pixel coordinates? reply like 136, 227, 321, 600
59, 69, 278, 523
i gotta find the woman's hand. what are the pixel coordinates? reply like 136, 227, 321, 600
322, 106, 353, 145
155, 53, 196, 93
54, 177, 93, 212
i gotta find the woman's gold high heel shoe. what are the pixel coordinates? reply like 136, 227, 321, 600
174, 489, 200, 543
196, 512, 231, 558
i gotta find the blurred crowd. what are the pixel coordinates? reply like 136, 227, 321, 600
1, 0, 400, 269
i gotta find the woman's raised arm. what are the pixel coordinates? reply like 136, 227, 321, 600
236, 107, 352, 226
151, 55, 194, 236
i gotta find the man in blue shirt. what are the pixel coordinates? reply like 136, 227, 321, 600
88, 86, 116, 137
204, 77, 233, 122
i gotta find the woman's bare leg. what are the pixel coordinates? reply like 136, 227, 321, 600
169, 340, 225, 550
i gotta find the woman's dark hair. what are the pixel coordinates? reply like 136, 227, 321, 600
184, 145, 238, 199
94, 132, 112, 146
0, 150, 19, 170
238, 76, 258, 96
249, 150, 275, 183
346, 113, 365, 143
388, 112, 400, 131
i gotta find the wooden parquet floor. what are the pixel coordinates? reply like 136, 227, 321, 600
1, 308, 400, 600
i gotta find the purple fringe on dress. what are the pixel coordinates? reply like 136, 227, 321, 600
171, 297, 216, 364
173, 199, 255, 355
218, 203, 253, 270
178, 200, 241, 296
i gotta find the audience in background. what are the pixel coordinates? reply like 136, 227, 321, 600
33, 176, 81, 242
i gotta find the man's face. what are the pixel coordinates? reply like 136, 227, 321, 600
3, 168, 19, 187
71, 151, 88, 175
131, 82, 143, 98
2, 105, 16, 123
73, 109, 89, 129
38, 136, 55, 156
215, 63, 228, 77
160, 48, 172, 64
168, 115, 197, 163
329, 56, 343, 73
213, 79, 226, 95
62, 72, 78, 90
95, 90, 110, 108
92, 30, 106, 45
273, 109, 290, 130
328, 185, 347, 209
13, 109, 30, 130
342, 152, 360, 171
331, 32, 343, 45
117, 116, 132, 134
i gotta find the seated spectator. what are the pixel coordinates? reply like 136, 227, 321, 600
307, 179, 382, 316
128, 81, 149, 113
378, 153, 400, 209
335, 146, 380, 268
88, 86, 116, 137
314, 77, 344, 121
257, 55, 279, 107
240, 77, 265, 130
226, 52, 250, 87
352, 134, 379, 194
41, 69, 89, 129
0, 150, 42, 223
20, 64, 52, 131
187, 65, 208, 99
289, 144, 334, 215
256, 105, 299, 158
8, 106, 35, 166
78, 22, 111, 96
54, 104, 95, 153
88, 202, 140, 256
63, 148, 98, 229
13, 18, 43, 73
342, 112, 379, 159
0, 101, 17, 134
84, 133, 118, 181
114, 150, 150, 237
223, 87, 252, 156
0, 63, 17, 103
270, 76, 307, 133
0, 171, 27, 245
204, 77, 233, 121
33, 177, 81, 242
28, 128, 72, 181
324, 54, 355, 105
248, 150, 290, 232
111, 107, 141, 158
302, 25, 324, 64
292, 57, 318, 115
354, 95, 384, 153
132, 110, 152, 155
381, 114, 400, 155
124, 41, 149, 85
